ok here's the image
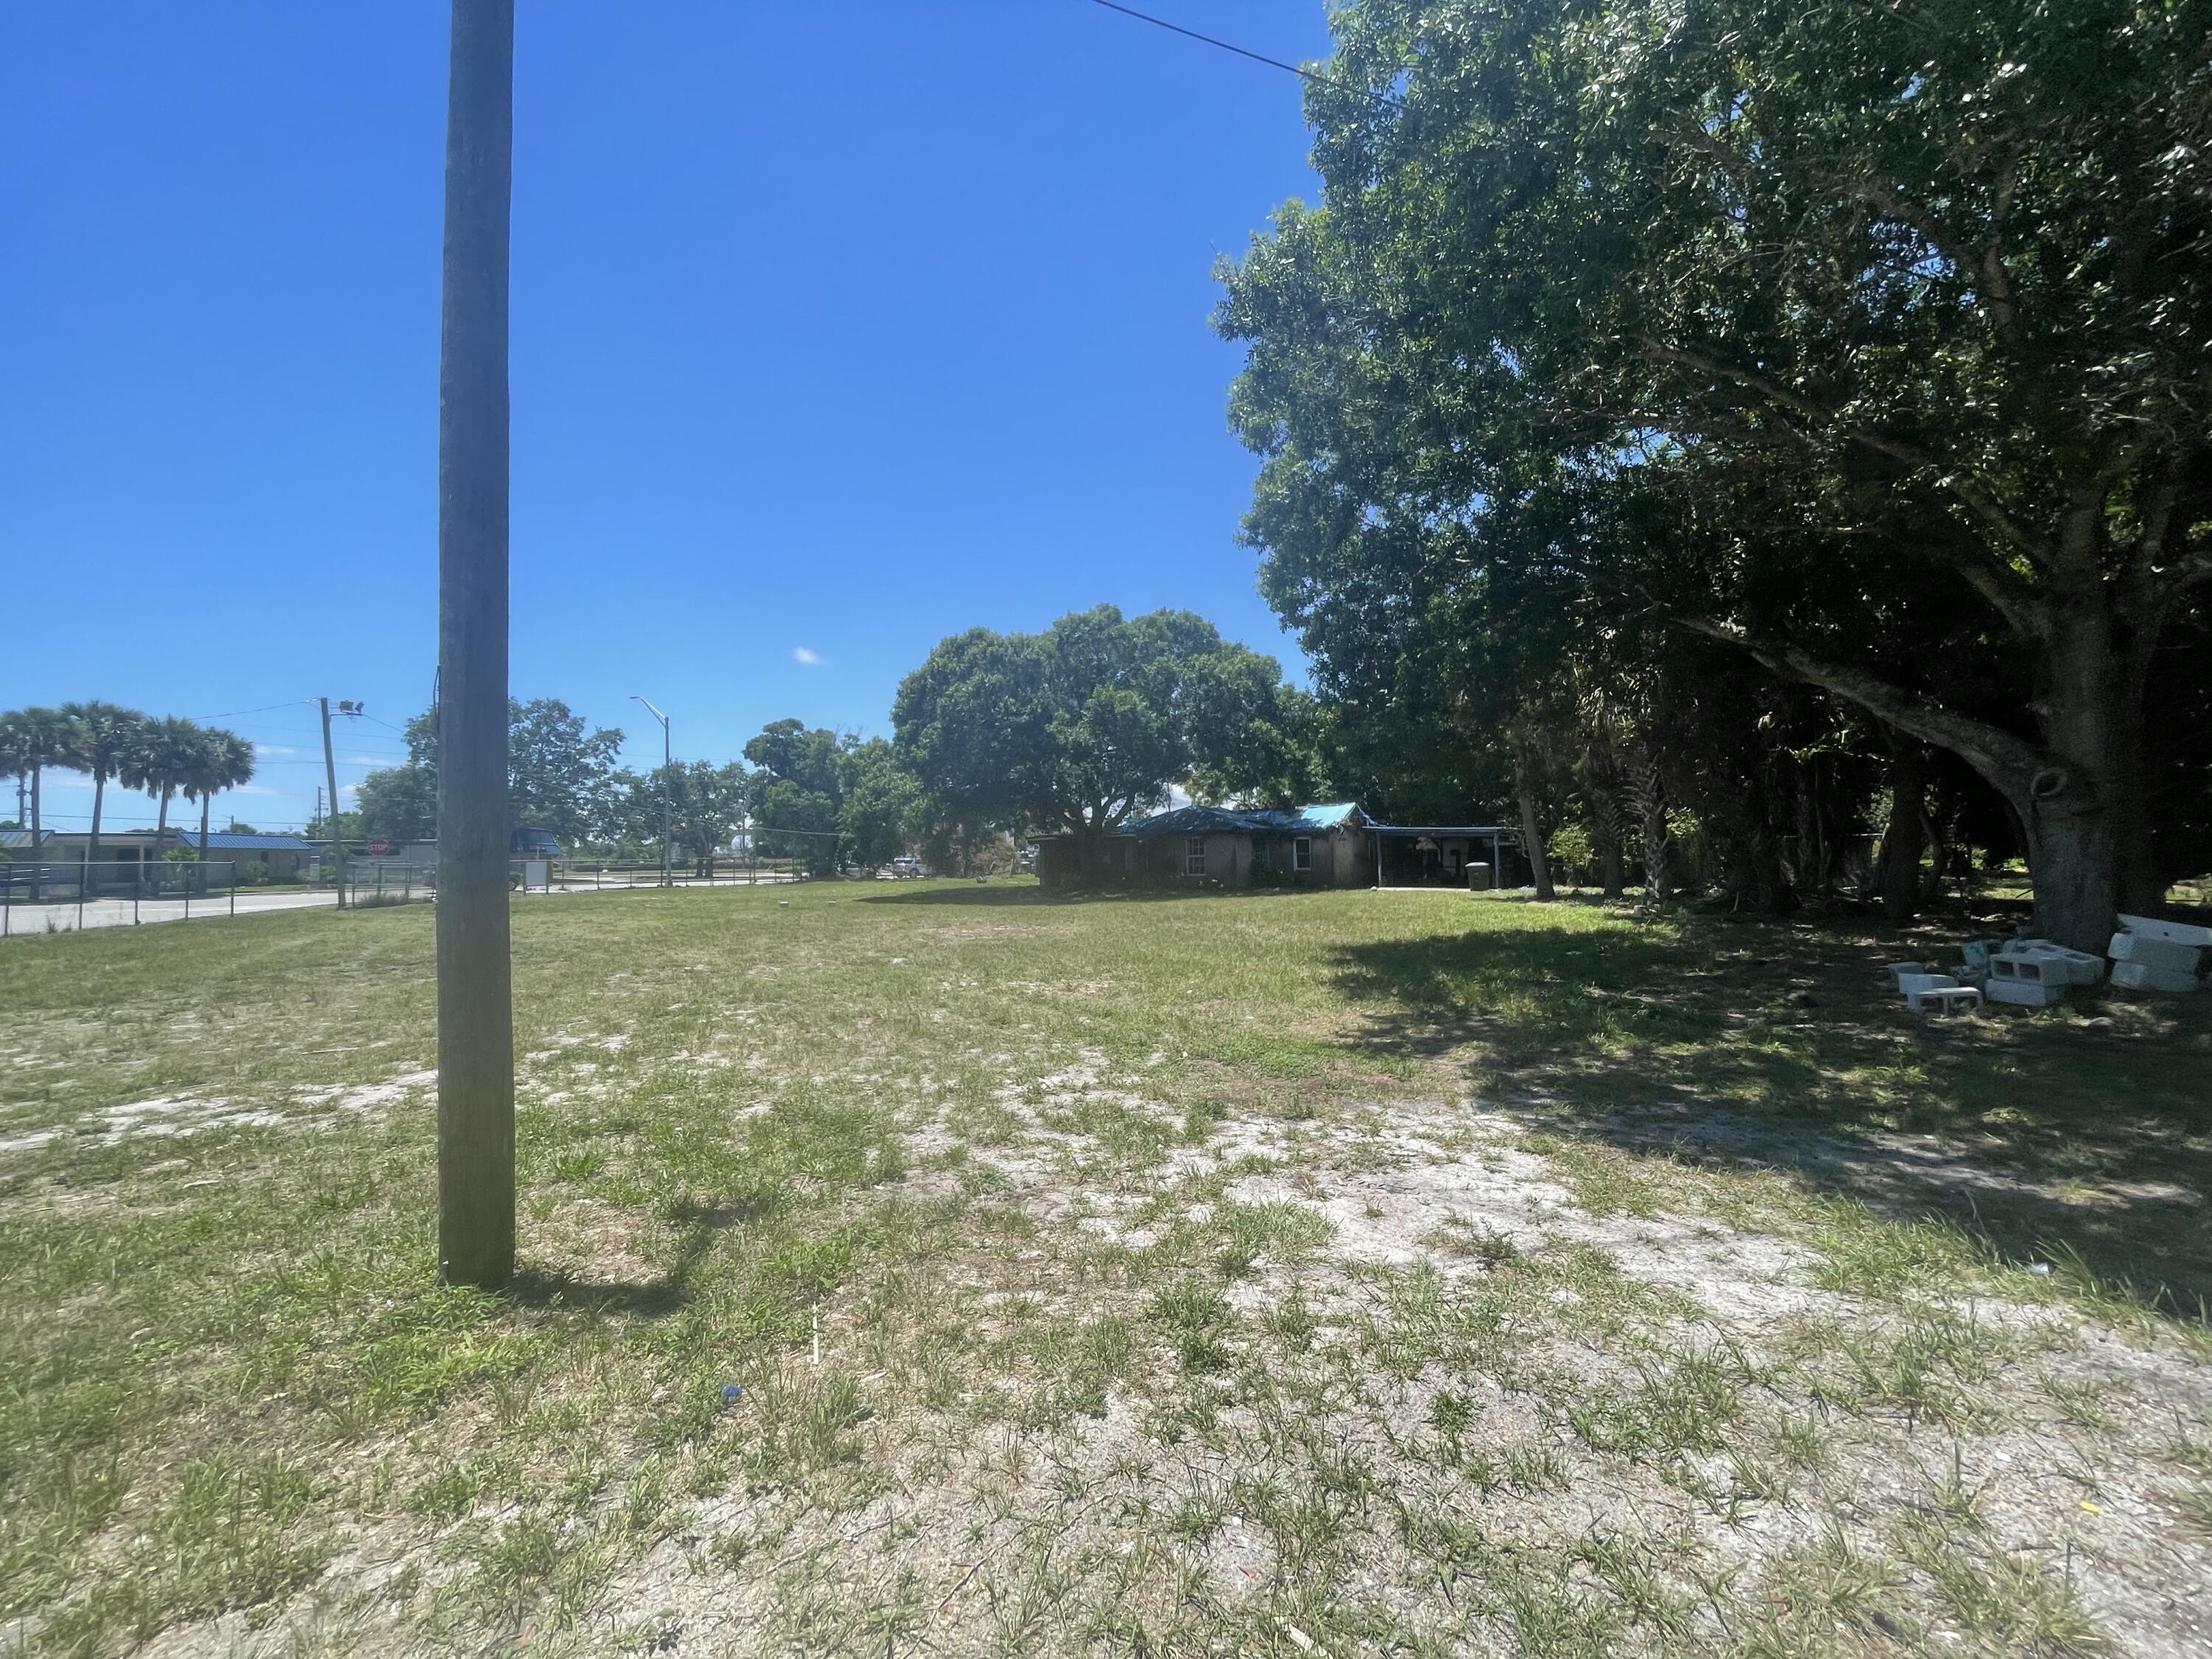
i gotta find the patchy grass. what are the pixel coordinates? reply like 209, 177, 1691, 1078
1, 880, 2209, 1655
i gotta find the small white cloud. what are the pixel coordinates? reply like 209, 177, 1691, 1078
254, 742, 299, 757
793, 647, 821, 666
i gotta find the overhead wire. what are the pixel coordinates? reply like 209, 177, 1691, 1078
188, 699, 317, 721
1080, 0, 1402, 110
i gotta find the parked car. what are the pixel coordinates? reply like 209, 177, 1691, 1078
510, 827, 561, 858
888, 855, 924, 878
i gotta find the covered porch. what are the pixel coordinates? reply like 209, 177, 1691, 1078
1371, 824, 1510, 888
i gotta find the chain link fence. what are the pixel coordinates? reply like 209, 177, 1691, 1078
1, 860, 239, 936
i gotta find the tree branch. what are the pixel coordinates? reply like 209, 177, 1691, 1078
1640, 338, 2056, 572
1674, 616, 2056, 799
1852, 180, 2020, 344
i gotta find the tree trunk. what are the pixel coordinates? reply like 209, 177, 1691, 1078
198, 793, 211, 858
1582, 772, 1627, 900
1745, 828, 1793, 914
1517, 790, 1555, 900
1879, 740, 1925, 922
436, 0, 516, 1292
1625, 742, 1668, 909
1511, 737, 1556, 900
87, 772, 105, 884
1679, 604, 2154, 952
1792, 753, 1826, 901
155, 785, 172, 849
1078, 817, 1105, 886
1596, 819, 1624, 900
1921, 806, 1953, 904
29, 765, 44, 902
2015, 590, 2144, 947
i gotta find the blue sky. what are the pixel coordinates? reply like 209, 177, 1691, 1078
1, 2, 1333, 831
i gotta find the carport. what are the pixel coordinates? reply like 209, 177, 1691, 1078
1371, 823, 1510, 889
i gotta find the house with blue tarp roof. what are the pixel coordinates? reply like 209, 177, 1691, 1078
1037, 801, 1381, 890
1036, 800, 1514, 891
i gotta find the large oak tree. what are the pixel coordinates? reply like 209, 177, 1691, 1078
1220, 0, 2212, 947
893, 605, 1318, 871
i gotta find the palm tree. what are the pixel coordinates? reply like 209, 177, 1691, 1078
183, 728, 257, 860
0, 707, 75, 899
0, 712, 27, 830
119, 715, 206, 859
57, 702, 143, 886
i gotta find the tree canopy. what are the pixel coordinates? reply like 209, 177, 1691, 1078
366, 697, 629, 849
893, 605, 1321, 858
1218, 0, 2212, 946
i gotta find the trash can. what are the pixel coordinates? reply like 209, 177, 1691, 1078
1466, 862, 1492, 891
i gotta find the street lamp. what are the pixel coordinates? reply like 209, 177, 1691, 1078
630, 695, 672, 887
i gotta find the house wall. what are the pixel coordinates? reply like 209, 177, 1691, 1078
1328, 828, 1375, 887
1037, 835, 1141, 891
1048, 824, 1375, 891
1037, 838, 1085, 891
1259, 827, 1372, 888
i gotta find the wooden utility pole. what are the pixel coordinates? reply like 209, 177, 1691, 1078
436, 0, 516, 1290
319, 697, 347, 908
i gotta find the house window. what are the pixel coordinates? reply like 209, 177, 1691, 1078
1184, 835, 1206, 877
1293, 836, 1312, 874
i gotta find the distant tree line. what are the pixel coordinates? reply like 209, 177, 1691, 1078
336, 602, 1322, 883
0, 703, 257, 863
348, 699, 934, 877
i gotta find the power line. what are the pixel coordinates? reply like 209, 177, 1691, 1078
189, 699, 317, 721
1080, 0, 1398, 108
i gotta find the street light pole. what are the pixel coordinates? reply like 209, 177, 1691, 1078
631, 695, 672, 887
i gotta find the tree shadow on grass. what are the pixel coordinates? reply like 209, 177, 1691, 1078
1327, 915, 2212, 1311
857, 883, 1339, 908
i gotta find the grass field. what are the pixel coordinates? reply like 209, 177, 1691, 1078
3, 879, 2211, 1657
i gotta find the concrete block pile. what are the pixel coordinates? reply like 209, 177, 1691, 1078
2109, 914, 2211, 995
1986, 942, 2104, 1006
1891, 914, 2206, 1017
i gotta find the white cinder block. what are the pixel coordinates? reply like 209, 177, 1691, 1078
2112, 959, 2203, 994
2117, 914, 2212, 948
2109, 933, 2205, 975
1898, 973, 1960, 1012
2039, 945, 2106, 985
1920, 986, 1983, 1016
1986, 975, 2067, 1007
1885, 961, 1929, 988
1991, 946, 2102, 986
